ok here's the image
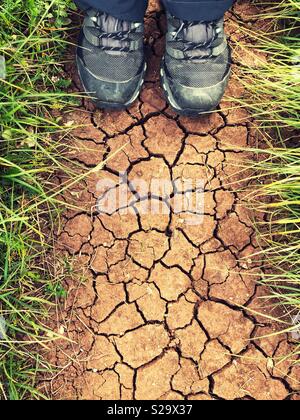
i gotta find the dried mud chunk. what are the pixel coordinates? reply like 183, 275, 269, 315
286, 365, 300, 392
179, 113, 224, 134
100, 212, 139, 239
135, 350, 179, 400
86, 170, 119, 196
216, 125, 248, 150
128, 231, 169, 269
272, 340, 298, 378
115, 363, 135, 389
163, 229, 198, 272
106, 240, 128, 265
175, 320, 207, 361
62, 186, 95, 216
108, 257, 149, 284
172, 214, 216, 246
210, 271, 256, 306
90, 217, 114, 247
91, 276, 126, 323
200, 238, 222, 254
158, 391, 184, 400
127, 125, 149, 159
58, 232, 85, 254
235, 201, 254, 226
115, 324, 169, 368
221, 152, 249, 189
171, 191, 215, 216
166, 296, 195, 330
128, 283, 166, 321
197, 301, 254, 354
90, 241, 127, 273
213, 346, 289, 400
217, 213, 252, 250
64, 214, 93, 238
93, 109, 135, 135
215, 190, 235, 219
207, 150, 224, 169
203, 191, 216, 215
176, 144, 206, 166
140, 84, 166, 114
172, 358, 209, 395
87, 336, 120, 371
239, 244, 261, 269
96, 303, 144, 335
186, 134, 216, 154
253, 325, 287, 358
221, 99, 249, 125
128, 158, 172, 199
70, 138, 106, 166
65, 110, 105, 143
135, 199, 170, 231
143, 115, 184, 165
199, 339, 231, 378
145, 54, 161, 82
204, 250, 237, 284
147, 0, 163, 14
106, 134, 132, 173
173, 164, 214, 190
76, 370, 120, 400
107, 129, 148, 173
246, 285, 283, 324
150, 264, 191, 301
192, 256, 209, 296
90, 246, 108, 272
66, 277, 95, 310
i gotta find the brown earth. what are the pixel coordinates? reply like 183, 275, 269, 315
41, 0, 300, 400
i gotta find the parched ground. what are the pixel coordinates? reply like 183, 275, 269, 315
41, 0, 300, 400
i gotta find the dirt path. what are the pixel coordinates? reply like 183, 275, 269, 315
42, 0, 300, 400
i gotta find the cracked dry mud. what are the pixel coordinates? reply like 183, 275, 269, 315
42, 0, 300, 400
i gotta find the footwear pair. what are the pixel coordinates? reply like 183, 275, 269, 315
77, 9, 231, 116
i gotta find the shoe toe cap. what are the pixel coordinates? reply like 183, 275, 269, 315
162, 65, 231, 115
77, 55, 145, 108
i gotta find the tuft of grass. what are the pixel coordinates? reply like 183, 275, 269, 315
233, 0, 300, 130
0, 0, 78, 400
233, 0, 300, 351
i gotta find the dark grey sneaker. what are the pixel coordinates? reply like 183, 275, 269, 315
77, 9, 146, 110
161, 15, 231, 116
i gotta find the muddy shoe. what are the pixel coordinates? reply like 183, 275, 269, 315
161, 15, 231, 116
77, 9, 146, 110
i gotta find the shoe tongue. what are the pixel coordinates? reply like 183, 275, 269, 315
99, 13, 130, 34
98, 13, 131, 54
182, 21, 215, 44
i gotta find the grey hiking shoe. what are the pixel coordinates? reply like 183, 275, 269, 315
161, 15, 231, 116
77, 9, 146, 110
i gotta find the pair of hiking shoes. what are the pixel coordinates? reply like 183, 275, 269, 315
77, 7, 231, 116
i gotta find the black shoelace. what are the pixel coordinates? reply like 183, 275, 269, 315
93, 13, 139, 53
172, 20, 218, 60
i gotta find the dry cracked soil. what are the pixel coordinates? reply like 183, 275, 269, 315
41, 0, 300, 400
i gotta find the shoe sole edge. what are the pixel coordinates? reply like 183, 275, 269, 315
160, 59, 230, 117
76, 55, 147, 111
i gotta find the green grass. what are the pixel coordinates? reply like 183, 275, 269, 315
0, 0, 78, 400
234, 1, 300, 346
234, 0, 300, 130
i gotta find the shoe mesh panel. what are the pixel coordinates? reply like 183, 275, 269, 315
78, 35, 143, 82
165, 47, 230, 88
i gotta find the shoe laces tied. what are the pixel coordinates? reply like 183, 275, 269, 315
88, 12, 140, 53
172, 20, 219, 60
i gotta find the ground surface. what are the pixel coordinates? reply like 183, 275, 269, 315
41, 0, 300, 400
